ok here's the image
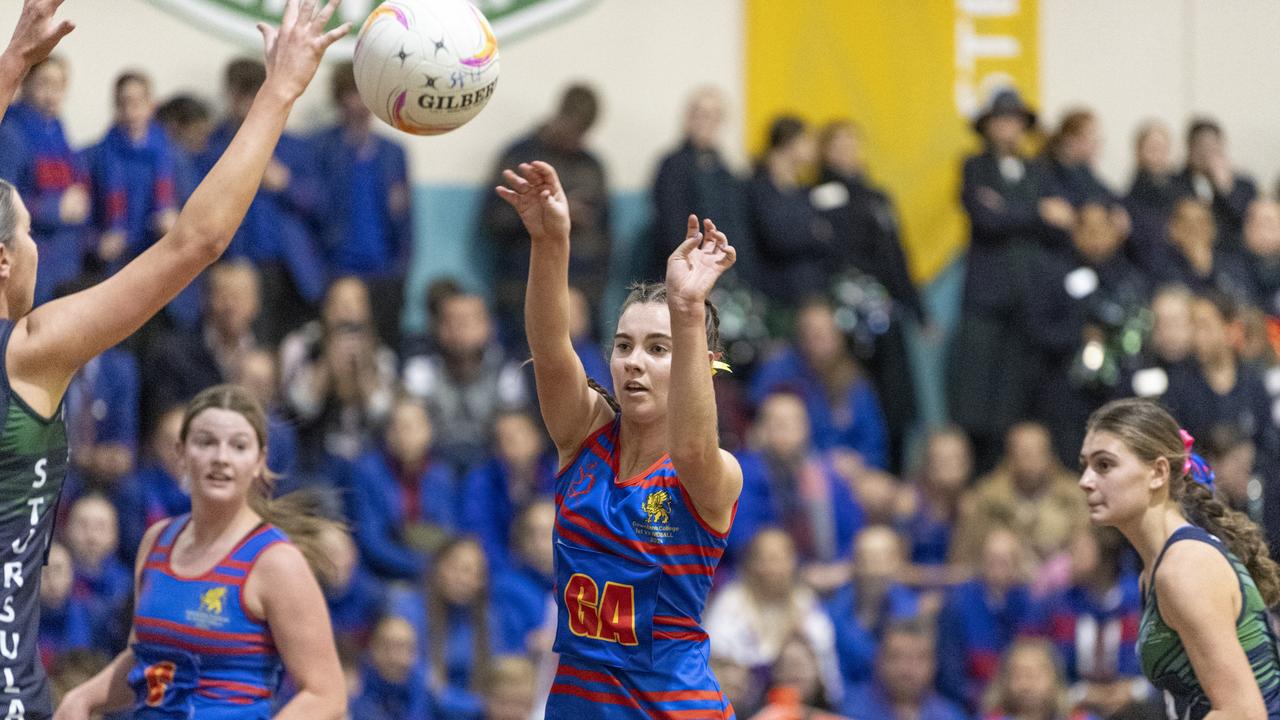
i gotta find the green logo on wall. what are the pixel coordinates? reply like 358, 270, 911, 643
146, 0, 597, 54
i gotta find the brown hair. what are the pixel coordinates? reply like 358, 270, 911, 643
330, 60, 357, 103
426, 536, 490, 692
982, 638, 1068, 717
1087, 398, 1280, 606
114, 70, 151, 99
1044, 108, 1095, 160
0, 180, 16, 246
587, 281, 723, 414
179, 384, 342, 578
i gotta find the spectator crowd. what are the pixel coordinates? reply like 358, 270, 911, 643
9, 47, 1280, 720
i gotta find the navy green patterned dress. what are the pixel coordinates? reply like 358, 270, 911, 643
1138, 525, 1280, 719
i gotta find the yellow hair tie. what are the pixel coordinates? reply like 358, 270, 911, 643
711, 360, 733, 376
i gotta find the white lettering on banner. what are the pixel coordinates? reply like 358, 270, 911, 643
954, 0, 1024, 117
0, 599, 14, 624
30, 461, 44, 490
3, 698, 21, 720
0, 635, 17, 662
0, 457, 54, 720
9, 532, 31, 557
1, 567, 19, 591
1, 669, 16, 694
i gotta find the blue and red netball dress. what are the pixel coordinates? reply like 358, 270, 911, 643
129, 515, 288, 719
548, 417, 737, 719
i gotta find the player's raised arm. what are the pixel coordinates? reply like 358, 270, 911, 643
496, 161, 610, 463
0, 0, 74, 121
665, 216, 741, 531
8, 0, 350, 410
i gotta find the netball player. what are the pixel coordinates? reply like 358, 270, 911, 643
1079, 398, 1280, 719
56, 386, 344, 718
0, 0, 348, 716
496, 161, 741, 718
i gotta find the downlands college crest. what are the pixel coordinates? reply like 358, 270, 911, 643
633, 490, 678, 542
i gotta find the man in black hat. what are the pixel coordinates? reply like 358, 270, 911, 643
947, 87, 1073, 473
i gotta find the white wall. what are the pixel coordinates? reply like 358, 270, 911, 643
1040, 0, 1280, 195
0, 0, 745, 189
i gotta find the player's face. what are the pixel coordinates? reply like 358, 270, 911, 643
180, 408, 266, 508
1078, 430, 1165, 526
611, 302, 673, 422
3, 189, 37, 318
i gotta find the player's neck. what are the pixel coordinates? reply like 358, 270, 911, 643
1122, 504, 1189, 572
188, 500, 260, 550
617, 415, 667, 480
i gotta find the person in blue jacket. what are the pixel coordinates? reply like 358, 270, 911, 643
310, 60, 412, 347
349, 614, 433, 720
316, 523, 384, 648
1, 55, 93, 304
198, 57, 326, 344
83, 71, 178, 273
347, 397, 456, 581
490, 500, 555, 655
842, 619, 969, 720
729, 391, 864, 571
459, 410, 556, 567
38, 542, 93, 669
388, 536, 494, 719
751, 299, 889, 468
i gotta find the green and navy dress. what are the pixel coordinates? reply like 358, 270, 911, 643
1138, 524, 1280, 719
0, 318, 69, 719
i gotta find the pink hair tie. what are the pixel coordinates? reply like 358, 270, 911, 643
1179, 428, 1195, 474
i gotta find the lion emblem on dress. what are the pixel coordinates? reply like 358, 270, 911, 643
200, 587, 227, 615
643, 490, 672, 524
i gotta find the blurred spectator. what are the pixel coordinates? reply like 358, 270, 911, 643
1031, 528, 1151, 718
1125, 120, 1180, 274
316, 524, 384, 648
842, 619, 967, 720
1205, 424, 1264, 525
312, 61, 412, 348
894, 427, 972, 570
281, 276, 398, 466
1174, 117, 1257, 249
491, 501, 555, 656
47, 648, 110, 712
825, 526, 920, 689
730, 391, 865, 572
349, 614, 432, 720
1126, 284, 1194, 399
38, 542, 92, 669
460, 410, 555, 566
133, 404, 191, 548
1039, 109, 1122, 211
402, 291, 528, 470
1, 56, 92, 304
1164, 198, 1256, 304
63, 493, 131, 651
705, 529, 844, 705
748, 115, 832, 308
1244, 198, 1280, 315
751, 636, 845, 719
751, 299, 889, 468
348, 397, 454, 581
142, 259, 261, 432
936, 526, 1036, 711
198, 57, 326, 344
950, 87, 1066, 474
646, 86, 749, 283
482, 84, 610, 340
816, 119, 925, 473
83, 70, 177, 273
981, 638, 1101, 720
481, 656, 538, 720
567, 284, 611, 393
1026, 203, 1149, 464
390, 537, 494, 719
951, 422, 1086, 569
1162, 291, 1279, 498
714, 655, 762, 719
154, 93, 212, 203
234, 348, 298, 480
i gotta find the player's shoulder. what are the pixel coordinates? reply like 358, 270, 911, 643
1155, 536, 1238, 616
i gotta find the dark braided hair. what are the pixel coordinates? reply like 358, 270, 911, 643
587, 281, 723, 413
1087, 398, 1280, 606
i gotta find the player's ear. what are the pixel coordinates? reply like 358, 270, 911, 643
0, 243, 11, 282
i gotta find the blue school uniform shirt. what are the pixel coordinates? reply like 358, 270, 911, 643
492, 560, 553, 654
1030, 576, 1143, 682
458, 453, 557, 567
843, 680, 969, 720
84, 122, 177, 264
750, 348, 889, 469
936, 579, 1035, 712
350, 660, 433, 720
347, 449, 456, 580
38, 595, 93, 666
325, 564, 385, 645
387, 587, 489, 720
825, 582, 921, 686
309, 125, 412, 277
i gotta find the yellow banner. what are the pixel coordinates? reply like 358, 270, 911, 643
745, 0, 1039, 283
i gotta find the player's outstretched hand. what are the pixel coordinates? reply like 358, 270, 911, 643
495, 161, 571, 243
666, 215, 736, 308
4, 0, 74, 70
257, 0, 351, 103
